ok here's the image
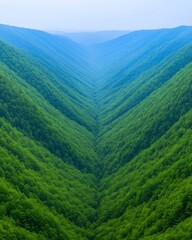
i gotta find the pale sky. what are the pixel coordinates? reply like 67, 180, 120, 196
0, 0, 192, 31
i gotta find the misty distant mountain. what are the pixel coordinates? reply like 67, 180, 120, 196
51, 31, 131, 45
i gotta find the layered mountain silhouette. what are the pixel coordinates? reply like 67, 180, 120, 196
52, 31, 131, 45
0, 24, 192, 239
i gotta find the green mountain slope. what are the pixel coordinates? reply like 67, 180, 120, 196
0, 24, 192, 239
0, 118, 97, 239
96, 109, 192, 239
95, 64, 192, 239
0, 25, 100, 239
0, 34, 98, 172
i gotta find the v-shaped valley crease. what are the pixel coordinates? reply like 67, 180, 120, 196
1, 25, 192, 239
81, 26, 192, 236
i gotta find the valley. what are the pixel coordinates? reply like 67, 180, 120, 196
0, 24, 192, 239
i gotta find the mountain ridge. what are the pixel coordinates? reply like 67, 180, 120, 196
49, 30, 131, 45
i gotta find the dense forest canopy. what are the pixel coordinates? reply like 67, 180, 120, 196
0, 24, 192, 239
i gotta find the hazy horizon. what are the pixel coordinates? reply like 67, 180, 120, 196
0, 0, 192, 32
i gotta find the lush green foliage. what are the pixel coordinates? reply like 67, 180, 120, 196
0, 24, 192, 239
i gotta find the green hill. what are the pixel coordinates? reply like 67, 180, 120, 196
0, 24, 192, 239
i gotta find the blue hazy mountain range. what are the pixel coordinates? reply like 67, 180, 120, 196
50, 30, 131, 45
